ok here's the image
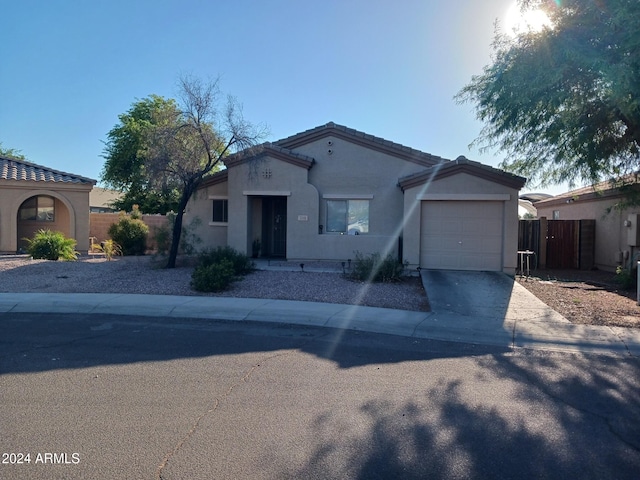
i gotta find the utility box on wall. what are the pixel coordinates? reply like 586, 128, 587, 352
628, 214, 640, 246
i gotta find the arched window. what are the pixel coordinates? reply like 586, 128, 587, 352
19, 195, 55, 222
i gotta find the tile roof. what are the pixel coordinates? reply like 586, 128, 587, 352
398, 155, 527, 191
275, 122, 444, 167
534, 174, 640, 205
0, 156, 96, 184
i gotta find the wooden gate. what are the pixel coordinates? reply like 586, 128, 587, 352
518, 219, 595, 269
546, 220, 579, 268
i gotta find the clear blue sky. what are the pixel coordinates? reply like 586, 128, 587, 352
0, 0, 566, 194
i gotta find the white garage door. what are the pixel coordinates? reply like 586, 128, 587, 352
420, 201, 503, 271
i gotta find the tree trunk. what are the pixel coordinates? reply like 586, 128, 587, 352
166, 192, 190, 269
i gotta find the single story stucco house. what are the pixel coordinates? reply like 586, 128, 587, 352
186, 122, 526, 274
0, 156, 96, 253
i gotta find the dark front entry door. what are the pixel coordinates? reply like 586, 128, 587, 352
262, 197, 287, 257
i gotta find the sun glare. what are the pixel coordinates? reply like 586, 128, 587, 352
504, 1, 552, 36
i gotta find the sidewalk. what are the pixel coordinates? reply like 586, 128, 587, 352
0, 288, 638, 356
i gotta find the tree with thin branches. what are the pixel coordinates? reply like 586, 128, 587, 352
144, 76, 266, 268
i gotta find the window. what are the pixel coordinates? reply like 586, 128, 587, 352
19, 196, 55, 222
212, 199, 228, 223
326, 199, 369, 234
553, 210, 560, 220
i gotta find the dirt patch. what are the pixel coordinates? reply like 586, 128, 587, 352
517, 269, 639, 328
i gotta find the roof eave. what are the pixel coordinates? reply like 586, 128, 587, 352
275, 122, 443, 168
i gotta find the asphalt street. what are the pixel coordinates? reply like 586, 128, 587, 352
1, 312, 639, 479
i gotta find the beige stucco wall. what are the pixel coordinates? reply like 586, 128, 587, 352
536, 197, 640, 272
184, 178, 229, 250
289, 135, 421, 260
0, 181, 92, 254
402, 172, 521, 274
225, 157, 320, 257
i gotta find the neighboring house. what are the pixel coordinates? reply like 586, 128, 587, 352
89, 187, 122, 213
518, 193, 552, 218
535, 179, 640, 273
186, 122, 526, 274
0, 156, 96, 254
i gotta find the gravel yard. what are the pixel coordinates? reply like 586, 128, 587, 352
1, 255, 638, 327
517, 269, 639, 329
0, 255, 429, 312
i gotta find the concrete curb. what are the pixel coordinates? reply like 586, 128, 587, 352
0, 293, 638, 356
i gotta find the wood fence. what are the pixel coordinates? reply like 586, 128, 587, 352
518, 219, 595, 270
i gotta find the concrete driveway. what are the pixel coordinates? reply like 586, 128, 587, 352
420, 270, 515, 318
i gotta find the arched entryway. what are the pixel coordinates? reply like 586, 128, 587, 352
17, 195, 71, 252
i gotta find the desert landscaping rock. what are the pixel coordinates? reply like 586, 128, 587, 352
1, 255, 637, 327
0, 255, 429, 312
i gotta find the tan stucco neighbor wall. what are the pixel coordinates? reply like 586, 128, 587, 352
0, 182, 93, 254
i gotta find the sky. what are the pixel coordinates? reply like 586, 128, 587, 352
1, 0, 569, 195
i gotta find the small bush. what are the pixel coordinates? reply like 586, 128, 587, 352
108, 211, 149, 255
191, 259, 235, 292
25, 229, 78, 261
350, 251, 405, 283
95, 239, 122, 261
197, 246, 254, 275
615, 265, 637, 289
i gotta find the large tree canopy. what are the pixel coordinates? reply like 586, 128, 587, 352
457, 0, 640, 189
101, 95, 182, 214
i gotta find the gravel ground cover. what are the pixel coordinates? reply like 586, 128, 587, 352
517, 269, 639, 328
1, 255, 638, 327
0, 255, 429, 312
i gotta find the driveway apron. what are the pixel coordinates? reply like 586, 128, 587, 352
420, 270, 514, 318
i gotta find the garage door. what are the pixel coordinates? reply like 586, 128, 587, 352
420, 201, 503, 271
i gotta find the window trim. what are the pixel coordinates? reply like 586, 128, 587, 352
324, 196, 371, 235
210, 198, 229, 225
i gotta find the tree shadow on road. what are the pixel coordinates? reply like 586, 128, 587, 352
0, 312, 509, 375
275, 352, 640, 480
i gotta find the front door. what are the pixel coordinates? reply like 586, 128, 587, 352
262, 197, 287, 257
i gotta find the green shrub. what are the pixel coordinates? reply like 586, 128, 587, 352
197, 246, 254, 275
25, 229, 78, 261
615, 265, 637, 289
108, 211, 149, 255
191, 259, 235, 292
350, 251, 405, 283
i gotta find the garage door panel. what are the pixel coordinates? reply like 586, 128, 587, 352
420, 201, 503, 271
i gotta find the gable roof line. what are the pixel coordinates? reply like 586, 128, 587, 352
534, 174, 640, 206
0, 155, 96, 185
224, 143, 315, 170
275, 122, 444, 167
200, 168, 228, 188
398, 156, 526, 191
